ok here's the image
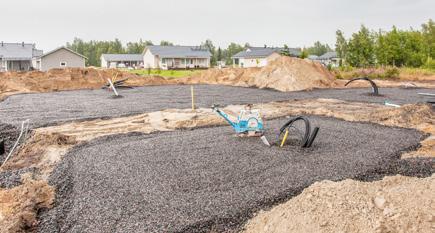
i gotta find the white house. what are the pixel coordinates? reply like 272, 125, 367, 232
232, 47, 300, 68
100, 54, 144, 68
316, 51, 340, 67
143, 45, 211, 69
0, 42, 43, 71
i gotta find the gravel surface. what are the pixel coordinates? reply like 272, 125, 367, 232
37, 116, 431, 233
0, 85, 432, 127
0, 167, 36, 188
0, 123, 19, 164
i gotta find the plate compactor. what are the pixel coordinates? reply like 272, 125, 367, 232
212, 104, 264, 137
212, 104, 320, 148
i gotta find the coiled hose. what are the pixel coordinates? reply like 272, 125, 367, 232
279, 116, 319, 148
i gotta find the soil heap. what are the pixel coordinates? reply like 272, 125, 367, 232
181, 56, 336, 91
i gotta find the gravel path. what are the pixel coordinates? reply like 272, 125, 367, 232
0, 85, 432, 127
37, 116, 432, 233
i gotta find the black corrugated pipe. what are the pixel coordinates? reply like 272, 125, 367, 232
0, 140, 5, 155
279, 116, 319, 148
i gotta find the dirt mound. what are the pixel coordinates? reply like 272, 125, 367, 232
0, 68, 171, 100
180, 56, 336, 91
0, 175, 54, 233
243, 174, 435, 233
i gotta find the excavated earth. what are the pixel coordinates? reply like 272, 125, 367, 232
0, 85, 432, 128
36, 117, 433, 233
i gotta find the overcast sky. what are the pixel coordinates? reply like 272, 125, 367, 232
2, 0, 434, 51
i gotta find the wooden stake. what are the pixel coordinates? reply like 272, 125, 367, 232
191, 86, 195, 110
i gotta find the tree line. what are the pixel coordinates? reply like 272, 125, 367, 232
335, 19, 434, 68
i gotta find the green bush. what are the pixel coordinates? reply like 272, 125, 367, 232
423, 57, 435, 70
384, 67, 400, 78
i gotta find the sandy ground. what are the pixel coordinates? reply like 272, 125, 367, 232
0, 68, 174, 101
243, 174, 435, 233
0, 173, 54, 233
0, 98, 433, 232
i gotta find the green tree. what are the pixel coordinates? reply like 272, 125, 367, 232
422, 19, 435, 58
335, 30, 348, 66
280, 44, 291, 56
225, 43, 244, 65
346, 25, 376, 67
305, 41, 332, 56
202, 39, 217, 66
299, 49, 308, 59
126, 39, 153, 54
160, 40, 173, 46
217, 47, 222, 62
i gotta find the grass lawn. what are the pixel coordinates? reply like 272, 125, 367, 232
126, 69, 200, 78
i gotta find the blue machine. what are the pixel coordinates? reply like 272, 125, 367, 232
212, 105, 264, 136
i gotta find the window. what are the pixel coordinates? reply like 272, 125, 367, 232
60, 62, 67, 67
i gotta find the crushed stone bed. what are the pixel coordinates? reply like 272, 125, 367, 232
0, 85, 432, 127
37, 116, 432, 233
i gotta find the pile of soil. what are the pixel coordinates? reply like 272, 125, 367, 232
180, 56, 336, 91
0, 68, 171, 100
0, 175, 54, 233
243, 174, 434, 233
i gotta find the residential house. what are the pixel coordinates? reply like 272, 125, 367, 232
143, 45, 211, 69
232, 47, 300, 68
0, 42, 42, 71
100, 54, 144, 68
34, 47, 86, 71
316, 51, 340, 67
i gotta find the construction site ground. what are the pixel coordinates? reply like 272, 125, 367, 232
34, 116, 433, 232
0, 65, 434, 232
0, 85, 431, 127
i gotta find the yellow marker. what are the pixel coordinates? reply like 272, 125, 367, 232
280, 129, 289, 147
191, 86, 195, 110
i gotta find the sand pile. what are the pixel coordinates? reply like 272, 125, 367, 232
0, 174, 54, 233
181, 56, 336, 91
0, 68, 171, 100
243, 174, 435, 233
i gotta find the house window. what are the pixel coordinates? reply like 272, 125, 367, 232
60, 62, 67, 67
161, 58, 166, 64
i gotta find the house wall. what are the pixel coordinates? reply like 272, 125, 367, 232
160, 58, 209, 69
40, 48, 85, 71
5, 60, 32, 71
101, 56, 108, 68
235, 53, 281, 68
143, 49, 158, 68
238, 57, 265, 68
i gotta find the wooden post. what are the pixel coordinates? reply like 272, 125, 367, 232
191, 86, 195, 110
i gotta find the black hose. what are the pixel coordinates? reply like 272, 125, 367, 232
345, 77, 379, 96
279, 116, 311, 147
305, 127, 320, 148
0, 140, 4, 155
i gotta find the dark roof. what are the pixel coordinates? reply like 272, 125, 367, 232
318, 51, 338, 60
232, 47, 300, 58
0, 42, 36, 60
41, 47, 87, 59
145, 45, 212, 58
101, 54, 143, 62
